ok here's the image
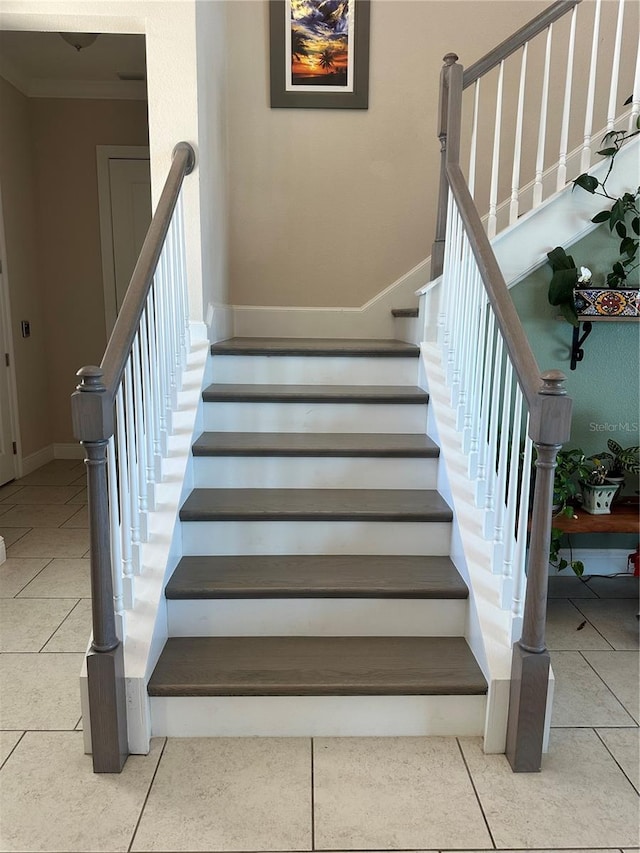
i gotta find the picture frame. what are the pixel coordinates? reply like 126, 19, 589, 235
269, 0, 370, 110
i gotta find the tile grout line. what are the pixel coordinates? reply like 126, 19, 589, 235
578, 650, 638, 723
566, 598, 616, 650
455, 738, 497, 850
11, 556, 55, 598
593, 726, 640, 794
0, 730, 26, 771
127, 736, 169, 853
37, 598, 83, 653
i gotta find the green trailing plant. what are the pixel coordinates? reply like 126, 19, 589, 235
546, 245, 589, 327
548, 448, 590, 576
573, 122, 640, 289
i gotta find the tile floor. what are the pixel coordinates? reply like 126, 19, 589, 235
0, 460, 638, 852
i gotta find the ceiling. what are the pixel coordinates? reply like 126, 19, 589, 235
0, 30, 147, 99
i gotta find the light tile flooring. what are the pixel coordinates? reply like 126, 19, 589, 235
0, 460, 638, 852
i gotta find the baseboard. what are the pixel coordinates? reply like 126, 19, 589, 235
205, 303, 232, 343
553, 548, 634, 577
20, 445, 54, 476
0, 536, 6, 566
231, 257, 431, 339
53, 443, 84, 460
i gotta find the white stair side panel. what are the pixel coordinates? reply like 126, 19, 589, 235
203, 402, 427, 434
206, 355, 418, 386
181, 520, 452, 556
150, 694, 486, 737
192, 456, 438, 490
167, 598, 466, 638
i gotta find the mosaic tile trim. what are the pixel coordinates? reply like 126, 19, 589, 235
574, 288, 640, 319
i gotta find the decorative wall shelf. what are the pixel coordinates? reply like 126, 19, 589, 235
570, 287, 640, 370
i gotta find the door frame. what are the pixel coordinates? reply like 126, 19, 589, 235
0, 182, 21, 481
96, 145, 151, 336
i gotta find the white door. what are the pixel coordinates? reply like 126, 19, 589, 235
0, 258, 16, 486
97, 148, 151, 334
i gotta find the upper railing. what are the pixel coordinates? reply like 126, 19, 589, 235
71, 142, 196, 773
431, 0, 640, 253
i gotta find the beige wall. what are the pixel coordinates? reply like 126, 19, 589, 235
30, 97, 149, 445
226, 0, 551, 309
0, 77, 50, 457
0, 82, 149, 452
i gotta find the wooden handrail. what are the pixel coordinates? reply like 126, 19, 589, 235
70, 140, 196, 773
462, 0, 582, 89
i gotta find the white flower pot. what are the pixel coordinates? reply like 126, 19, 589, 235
580, 481, 619, 515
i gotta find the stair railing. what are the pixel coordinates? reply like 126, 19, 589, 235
71, 142, 196, 773
432, 0, 639, 272
432, 55, 575, 771
429, 0, 638, 771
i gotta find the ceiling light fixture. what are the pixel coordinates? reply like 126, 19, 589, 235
59, 32, 99, 52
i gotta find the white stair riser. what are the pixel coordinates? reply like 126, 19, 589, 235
192, 456, 438, 489
207, 355, 418, 386
150, 694, 486, 737
181, 520, 452, 556
167, 598, 466, 637
203, 402, 427, 433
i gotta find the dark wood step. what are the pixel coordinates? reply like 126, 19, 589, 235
148, 636, 487, 696
166, 555, 467, 599
391, 307, 419, 318
192, 432, 439, 458
180, 488, 453, 523
202, 384, 428, 404
211, 337, 419, 357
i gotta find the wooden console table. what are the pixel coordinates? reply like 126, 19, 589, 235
551, 499, 640, 535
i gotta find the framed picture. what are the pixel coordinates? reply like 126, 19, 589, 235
269, 0, 370, 110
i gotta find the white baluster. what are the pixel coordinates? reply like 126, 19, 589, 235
445, 205, 463, 387
630, 32, 640, 132
115, 386, 134, 605
140, 307, 157, 509
177, 193, 190, 357
482, 333, 504, 531
509, 43, 528, 225
464, 271, 487, 459
581, 0, 601, 172
107, 436, 128, 637
501, 385, 524, 609
607, 0, 625, 132
148, 285, 165, 468
154, 261, 171, 447
454, 235, 474, 424
533, 24, 553, 207
124, 358, 141, 573
468, 79, 480, 199
492, 359, 514, 569
557, 5, 577, 190
167, 218, 182, 392
475, 310, 496, 504
437, 196, 455, 345
451, 232, 470, 407
131, 333, 148, 541
512, 422, 533, 626
488, 60, 504, 238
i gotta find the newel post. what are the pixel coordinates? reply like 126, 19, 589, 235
506, 370, 572, 772
431, 53, 461, 279
71, 367, 128, 773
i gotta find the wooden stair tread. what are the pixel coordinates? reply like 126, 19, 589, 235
211, 337, 419, 357
166, 555, 467, 599
202, 384, 428, 404
192, 432, 439, 457
148, 636, 487, 696
391, 307, 419, 318
180, 488, 453, 522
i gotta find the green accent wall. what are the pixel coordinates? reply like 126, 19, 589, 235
512, 225, 639, 553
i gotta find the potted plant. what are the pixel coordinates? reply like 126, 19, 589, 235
594, 439, 640, 500
580, 458, 619, 514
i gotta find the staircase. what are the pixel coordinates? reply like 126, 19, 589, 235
147, 337, 488, 737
